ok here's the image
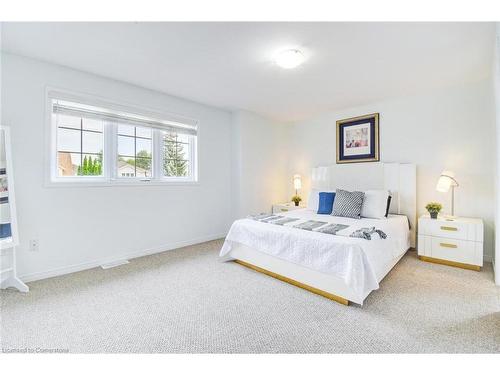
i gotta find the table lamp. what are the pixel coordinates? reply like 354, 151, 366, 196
291, 174, 302, 206
436, 170, 459, 218
293, 174, 302, 196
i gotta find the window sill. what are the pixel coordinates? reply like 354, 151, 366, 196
44, 179, 200, 188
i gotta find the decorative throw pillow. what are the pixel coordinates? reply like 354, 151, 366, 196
307, 189, 335, 211
385, 195, 392, 217
332, 189, 365, 219
360, 189, 390, 219
317, 192, 336, 214
307, 189, 320, 211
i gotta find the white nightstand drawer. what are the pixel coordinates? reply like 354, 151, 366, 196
430, 237, 476, 265
421, 219, 470, 240
418, 215, 483, 270
272, 203, 304, 214
276, 207, 291, 213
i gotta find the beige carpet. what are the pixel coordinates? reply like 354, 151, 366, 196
1, 239, 499, 353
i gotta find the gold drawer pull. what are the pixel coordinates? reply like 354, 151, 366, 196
440, 242, 457, 248
280, 208, 289, 212
440, 226, 458, 231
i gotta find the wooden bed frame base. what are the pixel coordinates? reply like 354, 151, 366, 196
234, 259, 350, 305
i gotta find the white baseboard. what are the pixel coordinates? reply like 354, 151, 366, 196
19, 233, 226, 283
493, 259, 500, 286
100, 259, 130, 269
18, 234, 496, 284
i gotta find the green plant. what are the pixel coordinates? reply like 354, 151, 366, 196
77, 154, 102, 176
425, 202, 442, 213
126, 150, 152, 171
163, 133, 188, 177
291, 195, 302, 204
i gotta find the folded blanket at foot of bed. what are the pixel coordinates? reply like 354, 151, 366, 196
293, 220, 327, 231
350, 227, 387, 240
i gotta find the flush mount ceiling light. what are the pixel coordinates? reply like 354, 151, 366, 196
274, 49, 306, 69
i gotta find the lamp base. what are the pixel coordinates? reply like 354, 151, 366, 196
442, 214, 457, 221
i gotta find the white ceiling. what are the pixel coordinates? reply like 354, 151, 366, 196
1, 22, 495, 122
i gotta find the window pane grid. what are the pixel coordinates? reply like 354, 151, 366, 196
164, 158, 189, 162
117, 125, 152, 178
165, 141, 189, 145
162, 132, 191, 178
52, 99, 196, 183
56, 116, 104, 177
116, 133, 151, 140
58, 151, 102, 156
58, 126, 103, 134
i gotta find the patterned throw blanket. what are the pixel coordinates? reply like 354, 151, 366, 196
249, 214, 387, 240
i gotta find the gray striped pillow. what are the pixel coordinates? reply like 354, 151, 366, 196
332, 189, 365, 219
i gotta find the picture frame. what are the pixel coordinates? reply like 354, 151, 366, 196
336, 113, 379, 164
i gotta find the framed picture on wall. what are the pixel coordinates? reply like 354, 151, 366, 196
336, 113, 379, 164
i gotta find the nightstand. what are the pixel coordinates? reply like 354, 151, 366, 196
417, 215, 483, 271
272, 202, 305, 214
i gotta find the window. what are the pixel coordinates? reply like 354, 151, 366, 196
163, 132, 191, 177
55, 114, 104, 177
49, 94, 198, 185
117, 125, 152, 178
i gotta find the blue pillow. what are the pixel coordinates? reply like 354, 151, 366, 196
317, 192, 335, 214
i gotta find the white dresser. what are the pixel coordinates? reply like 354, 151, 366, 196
417, 215, 483, 271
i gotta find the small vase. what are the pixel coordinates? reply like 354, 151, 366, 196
429, 211, 438, 219
294, 201, 299, 207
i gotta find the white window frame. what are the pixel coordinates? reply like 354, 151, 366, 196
49, 111, 108, 185
110, 122, 155, 182
45, 88, 199, 187
159, 130, 198, 183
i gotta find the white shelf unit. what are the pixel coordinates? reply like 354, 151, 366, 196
0, 125, 28, 292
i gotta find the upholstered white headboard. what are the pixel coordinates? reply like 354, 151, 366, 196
311, 163, 417, 247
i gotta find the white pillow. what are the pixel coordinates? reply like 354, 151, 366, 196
361, 189, 389, 219
307, 189, 320, 211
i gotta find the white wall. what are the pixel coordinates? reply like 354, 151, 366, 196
231, 110, 289, 219
2, 51, 497, 281
1, 53, 233, 281
494, 23, 500, 284
287, 79, 496, 261
0, 25, 3, 121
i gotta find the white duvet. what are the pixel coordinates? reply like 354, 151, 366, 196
220, 209, 410, 298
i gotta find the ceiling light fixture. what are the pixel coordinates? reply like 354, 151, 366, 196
274, 49, 305, 69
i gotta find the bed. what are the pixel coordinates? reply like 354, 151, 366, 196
220, 163, 416, 305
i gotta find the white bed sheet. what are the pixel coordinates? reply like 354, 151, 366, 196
220, 209, 410, 299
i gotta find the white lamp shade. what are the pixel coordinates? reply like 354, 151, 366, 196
436, 170, 455, 192
293, 174, 302, 190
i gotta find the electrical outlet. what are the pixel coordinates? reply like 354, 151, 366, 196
29, 239, 39, 252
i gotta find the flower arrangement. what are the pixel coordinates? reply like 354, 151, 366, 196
425, 202, 442, 219
291, 195, 302, 206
